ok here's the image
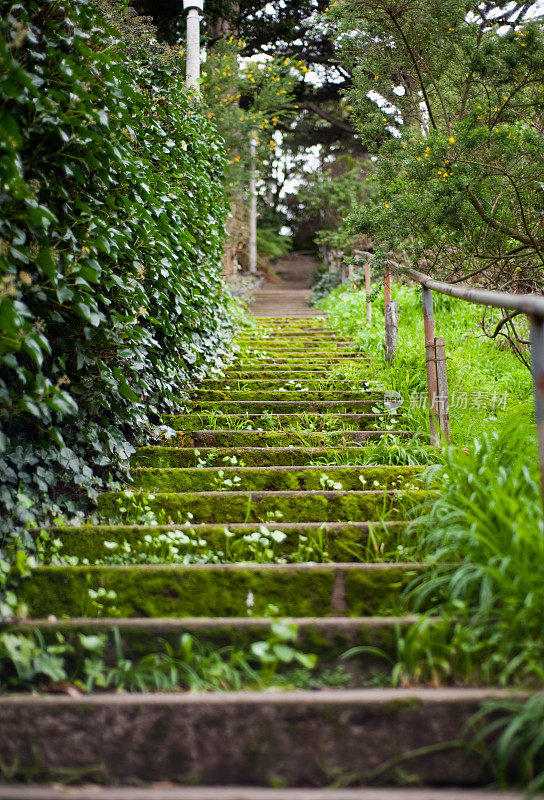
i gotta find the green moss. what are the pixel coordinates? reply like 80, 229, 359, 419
161, 430, 409, 448
44, 521, 410, 563
201, 379, 372, 390
194, 391, 380, 401
167, 413, 383, 432
132, 446, 389, 468
98, 489, 424, 524
132, 466, 422, 493
20, 564, 422, 618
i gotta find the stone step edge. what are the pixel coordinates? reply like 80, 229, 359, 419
103, 489, 423, 500
0, 686, 526, 705
132, 465, 420, 473
168, 430, 418, 438
0, 787, 533, 800
5, 615, 429, 631
32, 562, 425, 574
42, 521, 409, 533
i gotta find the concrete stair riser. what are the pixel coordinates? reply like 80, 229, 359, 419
0, 690, 526, 786
161, 430, 418, 447
132, 446, 400, 468
131, 466, 422, 493
38, 521, 409, 563
97, 489, 425, 523
5, 616, 423, 670
168, 414, 389, 432
20, 563, 425, 618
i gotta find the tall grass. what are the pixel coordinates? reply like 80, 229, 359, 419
406, 418, 544, 685
319, 282, 533, 445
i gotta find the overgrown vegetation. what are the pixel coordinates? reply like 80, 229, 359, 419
0, 1, 234, 540
0, 622, 323, 692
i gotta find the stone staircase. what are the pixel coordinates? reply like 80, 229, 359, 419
0, 316, 526, 798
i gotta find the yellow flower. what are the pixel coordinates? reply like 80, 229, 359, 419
385, 203, 390, 208
448, 137, 455, 143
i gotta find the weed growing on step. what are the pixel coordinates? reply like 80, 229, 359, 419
0, 625, 323, 694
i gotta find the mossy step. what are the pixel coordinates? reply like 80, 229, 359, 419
39, 521, 408, 563
132, 446, 394, 468
98, 488, 424, 524
132, 466, 422, 493
224, 368, 369, 376
194, 391, 376, 401
214, 376, 372, 385
238, 347, 361, 355
21, 563, 425, 618
164, 414, 389, 433
6, 615, 426, 671
0, 689, 521, 786
159, 429, 416, 448
201, 379, 374, 390
187, 401, 379, 413
232, 358, 368, 366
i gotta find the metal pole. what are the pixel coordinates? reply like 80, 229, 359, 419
530, 316, 544, 506
248, 132, 257, 274
422, 286, 438, 446
365, 261, 371, 325
184, 0, 203, 88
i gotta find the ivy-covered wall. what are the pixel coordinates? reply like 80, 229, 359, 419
0, 0, 233, 538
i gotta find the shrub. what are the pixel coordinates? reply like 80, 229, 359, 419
0, 0, 233, 545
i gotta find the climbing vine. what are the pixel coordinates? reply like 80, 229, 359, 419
0, 0, 234, 545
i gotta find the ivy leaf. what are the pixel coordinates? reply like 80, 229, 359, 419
35, 247, 56, 280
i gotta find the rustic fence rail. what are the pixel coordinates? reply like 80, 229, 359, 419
351, 253, 544, 505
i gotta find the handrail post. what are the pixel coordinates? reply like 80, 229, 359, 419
530, 316, 544, 506
384, 268, 391, 316
435, 336, 450, 443
365, 261, 371, 325
422, 286, 439, 446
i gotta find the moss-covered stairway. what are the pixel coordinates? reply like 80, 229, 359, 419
0, 314, 521, 797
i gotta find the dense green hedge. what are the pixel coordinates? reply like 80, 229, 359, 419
0, 0, 233, 543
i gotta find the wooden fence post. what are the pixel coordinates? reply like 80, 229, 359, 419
365, 261, 371, 326
385, 301, 399, 362
434, 336, 450, 442
422, 286, 439, 446
384, 268, 391, 316
530, 316, 544, 507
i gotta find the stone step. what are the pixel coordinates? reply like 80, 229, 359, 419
160, 430, 416, 448
223, 369, 369, 378
186, 401, 381, 413
231, 358, 369, 366
0, 788, 533, 800
6, 615, 420, 667
98, 488, 424, 523
132, 446, 395, 468
20, 563, 424, 618
238, 348, 362, 356
205, 377, 373, 387
0, 689, 528, 786
132, 466, 421, 493
194, 391, 379, 401
168, 414, 386, 432
40, 521, 408, 563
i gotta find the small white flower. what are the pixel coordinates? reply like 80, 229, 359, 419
245, 590, 255, 609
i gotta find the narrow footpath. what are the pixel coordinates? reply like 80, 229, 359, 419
0, 261, 521, 798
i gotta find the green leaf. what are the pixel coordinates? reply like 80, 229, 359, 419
35, 248, 57, 280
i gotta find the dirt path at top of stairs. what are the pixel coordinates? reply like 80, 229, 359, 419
249, 253, 323, 318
